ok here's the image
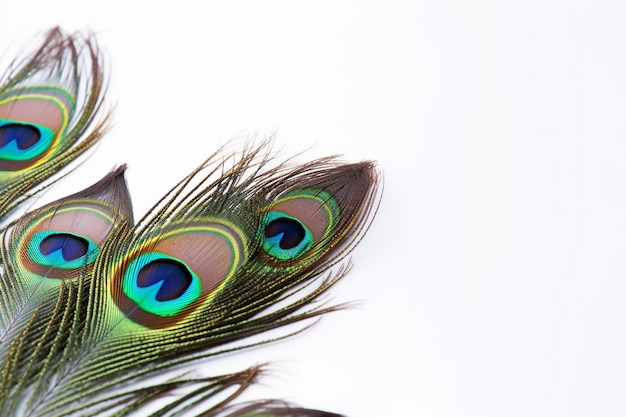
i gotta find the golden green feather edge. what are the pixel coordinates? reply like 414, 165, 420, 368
0, 28, 380, 417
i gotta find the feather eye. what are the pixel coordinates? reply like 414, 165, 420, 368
259, 162, 375, 268
18, 202, 116, 278
262, 189, 338, 261
111, 219, 248, 328
0, 28, 108, 219
6, 166, 132, 283
0, 86, 74, 171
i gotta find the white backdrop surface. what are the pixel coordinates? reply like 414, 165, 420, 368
1, 1, 625, 416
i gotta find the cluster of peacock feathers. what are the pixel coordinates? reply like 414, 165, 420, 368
0, 28, 380, 416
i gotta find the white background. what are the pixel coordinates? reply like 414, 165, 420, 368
2, 1, 626, 416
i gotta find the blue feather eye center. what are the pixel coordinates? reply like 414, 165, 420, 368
0, 120, 55, 163
123, 253, 202, 317
39, 233, 89, 261
265, 217, 306, 249
26, 231, 100, 272
137, 259, 193, 302
263, 212, 314, 260
0, 123, 41, 150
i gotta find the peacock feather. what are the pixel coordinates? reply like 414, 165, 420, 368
0, 28, 380, 417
